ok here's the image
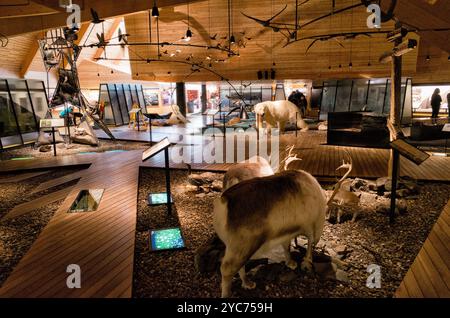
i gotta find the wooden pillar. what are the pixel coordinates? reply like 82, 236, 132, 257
388, 42, 403, 177
176, 82, 186, 117
201, 83, 207, 113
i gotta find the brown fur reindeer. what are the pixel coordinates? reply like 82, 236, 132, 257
327, 159, 361, 223
222, 156, 274, 191
222, 146, 302, 191
213, 166, 327, 297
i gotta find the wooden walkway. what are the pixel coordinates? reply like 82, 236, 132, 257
0, 150, 142, 298
395, 200, 450, 298
1, 131, 449, 181
0, 130, 448, 298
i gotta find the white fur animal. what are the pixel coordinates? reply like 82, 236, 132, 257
254, 100, 309, 133
213, 170, 327, 297
327, 160, 361, 223
222, 156, 274, 191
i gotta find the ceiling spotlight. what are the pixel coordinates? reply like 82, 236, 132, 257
146, 59, 151, 64
448, 55, 450, 61
426, 55, 431, 61
110, 70, 114, 74
339, 64, 342, 68
328, 66, 332, 70
136, 73, 139, 77
97, 73, 100, 77
349, 62, 353, 68
151, 1, 159, 17
185, 29, 192, 41
230, 34, 235, 44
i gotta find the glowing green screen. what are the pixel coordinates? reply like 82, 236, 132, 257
150, 227, 185, 251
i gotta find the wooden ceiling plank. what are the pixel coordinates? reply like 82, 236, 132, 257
0, 0, 200, 37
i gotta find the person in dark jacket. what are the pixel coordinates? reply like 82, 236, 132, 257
431, 88, 442, 124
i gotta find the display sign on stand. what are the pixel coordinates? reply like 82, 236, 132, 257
388, 138, 430, 223
40, 119, 65, 156
390, 139, 430, 165
142, 137, 173, 215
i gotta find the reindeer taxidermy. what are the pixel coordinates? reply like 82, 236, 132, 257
222, 156, 274, 191
327, 159, 361, 223
214, 169, 327, 297
281, 145, 302, 171
222, 145, 300, 191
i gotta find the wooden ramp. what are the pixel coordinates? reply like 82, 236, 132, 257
0, 153, 95, 173
31, 170, 85, 194
395, 200, 450, 298
0, 150, 142, 298
2, 185, 75, 221
0, 170, 50, 183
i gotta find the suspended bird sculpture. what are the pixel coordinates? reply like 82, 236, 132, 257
90, 8, 104, 24
117, 28, 129, 45
284, 31, 382, 52
95, 33, 109, 47
241, 4, 287, 32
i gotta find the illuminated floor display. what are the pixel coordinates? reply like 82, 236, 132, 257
69, 189, 104, 213
150, 227, 185, 251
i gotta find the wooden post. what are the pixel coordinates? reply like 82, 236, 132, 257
388, 39, 403, 177
388, 35, 403, 223
164, 147, 172, 215
51, 127, 57, 157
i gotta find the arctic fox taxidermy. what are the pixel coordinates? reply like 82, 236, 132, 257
254, 100, 309, 133
213, 170, 327, 297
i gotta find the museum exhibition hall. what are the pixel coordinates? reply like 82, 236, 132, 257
0, 0, 449, 300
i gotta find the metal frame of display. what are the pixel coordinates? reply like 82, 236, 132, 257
142, 137, 173, 215
0, 78, 49, 150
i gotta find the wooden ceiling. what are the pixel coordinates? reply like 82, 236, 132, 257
0, 0, 449, 85
0, 0, 195, 36
124, 0, 424, 82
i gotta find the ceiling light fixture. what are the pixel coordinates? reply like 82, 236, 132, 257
185, 1, 192, 41
151, 0, 159, 17
426, 55, 431, 61
349, 62, 353, 68
230, 34, 235, 44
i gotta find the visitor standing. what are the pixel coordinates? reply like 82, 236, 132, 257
431, 88, 442, 124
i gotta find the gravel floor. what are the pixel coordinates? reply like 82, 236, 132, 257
133, 168, 450, 298
0, 139, 149, 161
0, 166, 448, 297
0, 168, 83, 287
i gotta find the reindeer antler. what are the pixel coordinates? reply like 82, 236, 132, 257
280, 145, 302, 170
327, 152, 353, 206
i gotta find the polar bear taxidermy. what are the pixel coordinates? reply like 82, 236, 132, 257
254, 100, 309, 133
